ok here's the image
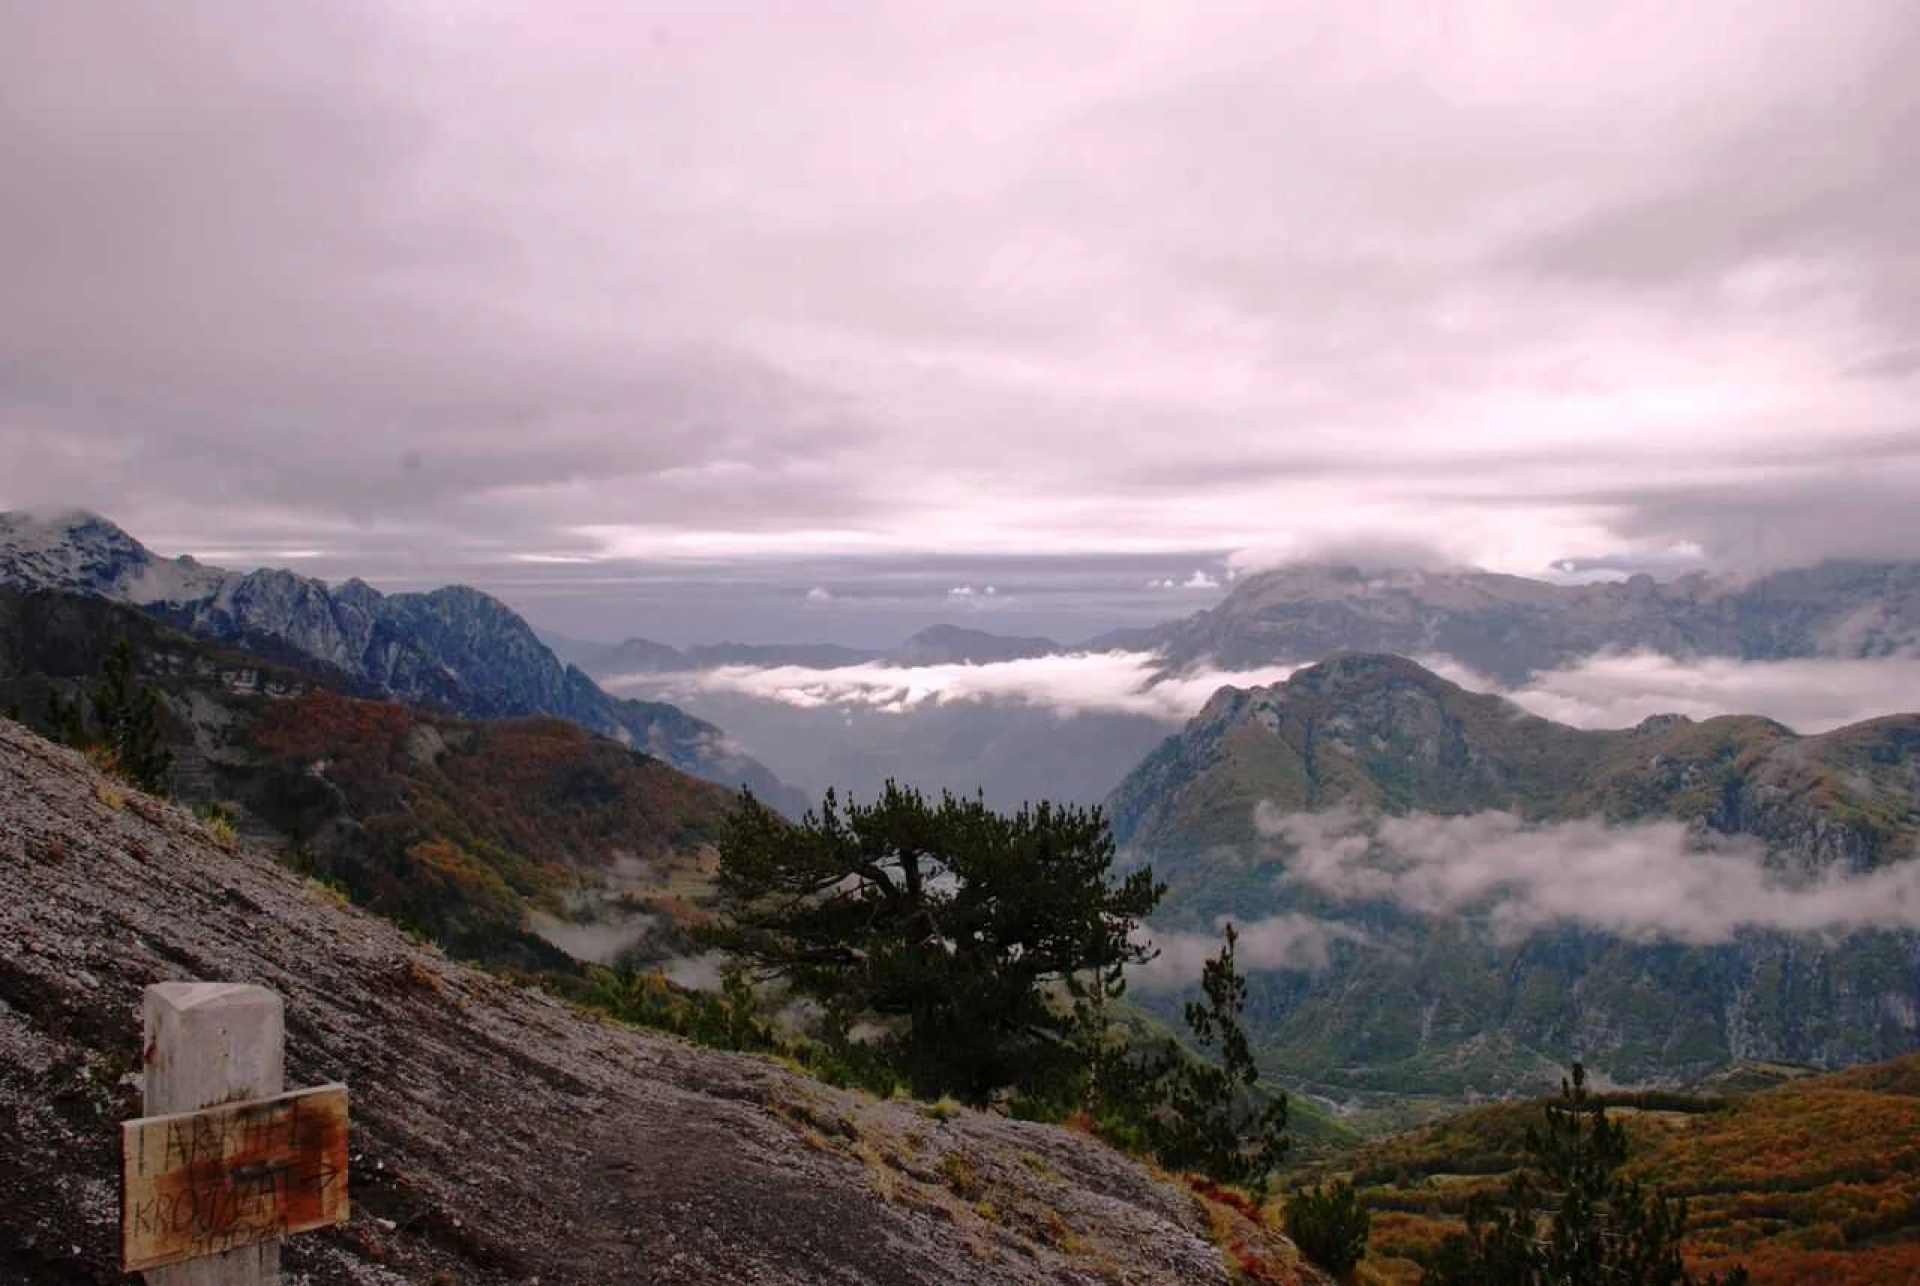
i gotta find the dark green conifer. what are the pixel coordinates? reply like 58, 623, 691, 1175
44, 686, 87, 747
1126, 923, 1290, 1196
708, 780, 1163, 1105
1286, 1178, 1372, 1279
74, 639, 173, 794
116, 684, 173, 795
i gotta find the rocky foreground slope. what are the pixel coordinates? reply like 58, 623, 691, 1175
0, 719, 1318, 1285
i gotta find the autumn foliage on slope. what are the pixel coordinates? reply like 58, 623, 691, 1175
1640, 1058, 1920, 1286
1313, 1056, 1920, 1286
248, 689, 736, 961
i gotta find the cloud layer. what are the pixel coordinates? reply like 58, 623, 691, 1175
613, 644, 1920, 733
2, 0, 1917, 607
1130, 913, 1367, 992
610, 651, 1303, 721
1255, 805, 1920, 943
1428, 652, 1920, 734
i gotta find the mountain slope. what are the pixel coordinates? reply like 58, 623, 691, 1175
1303, 1056, 1920, 1286
0, 586, 739, 970
0, 511, 807, 814
1108, 654, 1920, 1097
1110, 653, 1920, 862
0, 717, 1323, 1285
1126, 562, 1920, 682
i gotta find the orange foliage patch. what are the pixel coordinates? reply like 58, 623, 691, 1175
254, 689, 413, 764
1189, 1175, 1266, 1223
245, 688, 738, 957
1347, 1054, 1920, 1286
1636, 1067, 1920, 1286
251, 690, 733, 875
1227, 1239, 1291, 1285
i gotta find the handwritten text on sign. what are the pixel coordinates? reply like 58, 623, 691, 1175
121, 1083, 350, 1272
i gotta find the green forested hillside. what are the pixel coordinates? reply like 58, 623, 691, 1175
1108, 654, 1920, 1097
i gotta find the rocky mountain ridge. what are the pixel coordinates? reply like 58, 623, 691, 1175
1110, 652, 1920, 861
0, 511, 807, 814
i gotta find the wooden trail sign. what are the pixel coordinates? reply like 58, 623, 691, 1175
121, 982, 350, 1282
121, 1084, 350, 1273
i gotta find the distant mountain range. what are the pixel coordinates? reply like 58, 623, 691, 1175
889, 624, 1061, 666
545, 558, 1920, 813
547, 622, 1061, 675
557, 560, 1920, 688
1107, 653, 1920, 1098
0, 511, 807, 814
1107, 561, 1920, 682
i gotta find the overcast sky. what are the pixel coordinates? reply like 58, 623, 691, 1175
3, 1, 1918, 643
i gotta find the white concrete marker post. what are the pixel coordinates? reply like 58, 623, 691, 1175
141, 982, 286, 1286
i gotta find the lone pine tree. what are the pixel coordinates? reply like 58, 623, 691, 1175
708, 780, 1163, 1104
1120, 922, 1291, 1196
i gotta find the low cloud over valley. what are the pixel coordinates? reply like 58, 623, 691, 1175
608, 645, 1920, 748
1255, 804, 1920, 944
1130, 914, 1368, 992
1431, 651, 1920, 735
608, 651, 1303, 722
